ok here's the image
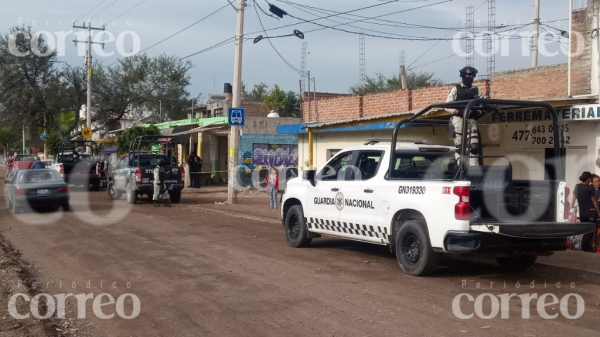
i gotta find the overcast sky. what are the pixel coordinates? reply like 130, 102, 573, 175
2, 0, 574, 99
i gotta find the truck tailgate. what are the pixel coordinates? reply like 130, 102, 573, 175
470, 222, 596, 238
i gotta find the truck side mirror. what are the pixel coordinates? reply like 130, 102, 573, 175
303, 169, 316, 187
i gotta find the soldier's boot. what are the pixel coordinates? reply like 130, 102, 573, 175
164, 199, 172, 207
153, 200, 160, 207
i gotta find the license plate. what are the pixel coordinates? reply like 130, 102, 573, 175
37, 189, 49, 195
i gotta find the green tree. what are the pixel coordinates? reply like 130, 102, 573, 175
116, 125, 161, 154
349, 71, 443, 95
262, 85, 301, 118
0, 126, 19, 158
242, 82, 269, 102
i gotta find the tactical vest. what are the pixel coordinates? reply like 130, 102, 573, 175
455, 84, 479, 101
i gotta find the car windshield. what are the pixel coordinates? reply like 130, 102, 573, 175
15, 155, 34, 161
17, 170, 62, 184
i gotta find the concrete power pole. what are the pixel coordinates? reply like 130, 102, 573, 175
400, 51, 407, 89
532, 0, 541, 68
227, 0, 245, 205
72, 22, 105, 131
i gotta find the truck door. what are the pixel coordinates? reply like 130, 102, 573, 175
338, 150, 384, 242
113, 158, 128, 190
306, 151, 356, 235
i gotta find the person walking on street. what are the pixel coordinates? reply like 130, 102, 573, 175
31, 156, 45, 169
266, 167, 279, 209
193, 155, 202, 188
153, 158, 172, 207
571, 171, 600, 252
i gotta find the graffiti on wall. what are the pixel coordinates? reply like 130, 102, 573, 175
239, 144, 298, 188
252, 144, 298, 168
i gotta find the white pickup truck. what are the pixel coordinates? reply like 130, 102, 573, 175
281, 99, 596, 276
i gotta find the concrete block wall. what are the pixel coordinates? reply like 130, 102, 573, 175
238, 134, 299, 189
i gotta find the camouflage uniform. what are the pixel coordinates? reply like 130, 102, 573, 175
153, 165, 168, 201
449, 116, 480, 166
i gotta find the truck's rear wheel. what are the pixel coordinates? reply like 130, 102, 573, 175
395, 220, 440, 276
107, 181, 122, 200
169, 190, 181, 203
496, 255, 537, 271
284, 205, 312, 248
126, 182, 137, 204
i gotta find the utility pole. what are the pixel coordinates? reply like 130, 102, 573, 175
312, 78, 317, 121
532, 0, 540, 68
307, 70, 311, 121
72, 21, 105, 131
43, 111, 46, 158
400, 51, 407, 89
22, 124, 25, 154
228, 0, 245, 204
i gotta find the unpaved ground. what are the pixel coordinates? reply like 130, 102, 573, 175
1, 167, 600, 336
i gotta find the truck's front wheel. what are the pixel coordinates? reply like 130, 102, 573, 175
284, 205, 312, 248
496, 255, 537, 271
395, 220, 440, 276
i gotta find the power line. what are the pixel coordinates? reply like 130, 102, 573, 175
245, 0, 409, 37
180, 37, 237, 60
280, 0, 489, 32
286, 1, 475, 41
253, 3, 305, 76
108, 3, 229, 66
107, 0, 148, 23
408, 0, 487, 69
283, 1, 454, 39
90, 0, 120, 20
76, 0, 109, 22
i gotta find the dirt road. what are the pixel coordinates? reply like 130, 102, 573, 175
1, 167, 599, 336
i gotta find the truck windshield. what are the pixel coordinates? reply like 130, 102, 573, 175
391, 153, 457, 180
131, 155, 171, 167
15, 155, 34, 161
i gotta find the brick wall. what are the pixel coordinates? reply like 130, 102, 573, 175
571, 9, 592, 96
301, 80, 490, 123
303, 95, 363, 122
362, 90, 410, 117
241, 102, 271, 118
491, 64, 568, 100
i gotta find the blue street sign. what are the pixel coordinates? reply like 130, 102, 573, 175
228, 108, 245, 126
40, 134, 47, 141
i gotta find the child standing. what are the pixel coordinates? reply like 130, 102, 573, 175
266, 168, 279, 209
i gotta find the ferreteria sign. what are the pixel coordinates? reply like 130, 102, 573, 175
490, 104, 600, 123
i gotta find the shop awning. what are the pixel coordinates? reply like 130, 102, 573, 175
160, 121, 227, 136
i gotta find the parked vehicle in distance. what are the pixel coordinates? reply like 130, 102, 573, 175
52, 140, 102, 191
107, 136, 184, 204
6, 154, 34, 178
5, 169, 70, 214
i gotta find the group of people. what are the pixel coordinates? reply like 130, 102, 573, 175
571, 171, 600, 252
187, 152, 203, 189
